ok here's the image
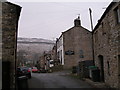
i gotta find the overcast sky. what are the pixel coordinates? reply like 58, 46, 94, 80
7, 0, 112, 40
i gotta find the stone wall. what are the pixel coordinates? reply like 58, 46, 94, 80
63, 26, 93, 69
2, 2, 21, 88
93, 2, 120, 88
39, 55, 45, 69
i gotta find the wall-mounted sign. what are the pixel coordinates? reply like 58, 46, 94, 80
65, 50, 74, 55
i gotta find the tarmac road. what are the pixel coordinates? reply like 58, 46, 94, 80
28, 71, 93, 88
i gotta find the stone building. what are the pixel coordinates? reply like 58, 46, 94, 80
93, 2, 120, 88
39, 51, 53, 70
1, 1, 21, 89
51, 45, 58, 66
56, 17, 93, 69
39, 55, 45, 70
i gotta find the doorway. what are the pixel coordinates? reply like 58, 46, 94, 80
2, 61, 11, 89
118, 55, 120, 88
98, 55, 105, 82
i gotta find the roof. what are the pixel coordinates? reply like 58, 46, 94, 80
56, 25, 92, 42
62, 25, 92, 34
93, 2, 117, 32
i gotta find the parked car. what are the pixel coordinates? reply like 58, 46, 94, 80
16, 67, 31, 79
39, 68, 47, 73
16, 67, 24, 77
32, 67, 39, 73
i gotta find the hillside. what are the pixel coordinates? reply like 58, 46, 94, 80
18, 37, 55, 44
17, 37, 55, 64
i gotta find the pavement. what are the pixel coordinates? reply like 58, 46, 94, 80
83, 78, 109, 88
28, 71, 92, 88
54, 70, 109, 88
28, 70, 111, 88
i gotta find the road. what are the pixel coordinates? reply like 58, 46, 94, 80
28, 71, 93, 88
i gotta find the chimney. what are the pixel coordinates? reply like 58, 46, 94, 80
74, 16, 81, 27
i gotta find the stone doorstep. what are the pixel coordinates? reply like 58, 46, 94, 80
83, 78, 109, 88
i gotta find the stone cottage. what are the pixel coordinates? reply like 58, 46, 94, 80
39, 55, 45, 70
56, 17, 93, 70
93, 2, 120, 88
39, 51, 52, 70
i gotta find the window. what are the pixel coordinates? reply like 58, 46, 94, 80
101, 22, 104, 28
115, 6, 120, 24
117, 7, 120, 23
79, 50, 83, 55
107, 61, 110, 76
79, 50, 84, 58
94, 31, 98, 43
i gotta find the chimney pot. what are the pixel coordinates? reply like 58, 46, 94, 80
74, 16, 81, 27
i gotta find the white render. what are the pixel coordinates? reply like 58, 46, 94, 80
57, 35, 64, 65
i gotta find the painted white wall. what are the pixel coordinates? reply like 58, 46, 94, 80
61, 35, 64, 65
57, 35, 64, 65
49, 60, 54, 67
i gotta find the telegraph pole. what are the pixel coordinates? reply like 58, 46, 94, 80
89, 8, 95, 65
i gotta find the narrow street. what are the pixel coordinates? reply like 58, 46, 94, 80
28, 71, 93, 88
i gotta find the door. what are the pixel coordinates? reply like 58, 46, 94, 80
118, 55, 120, 88
2, 61, 10, 89
0, 60, 2, 89
98, 55, 104, 82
